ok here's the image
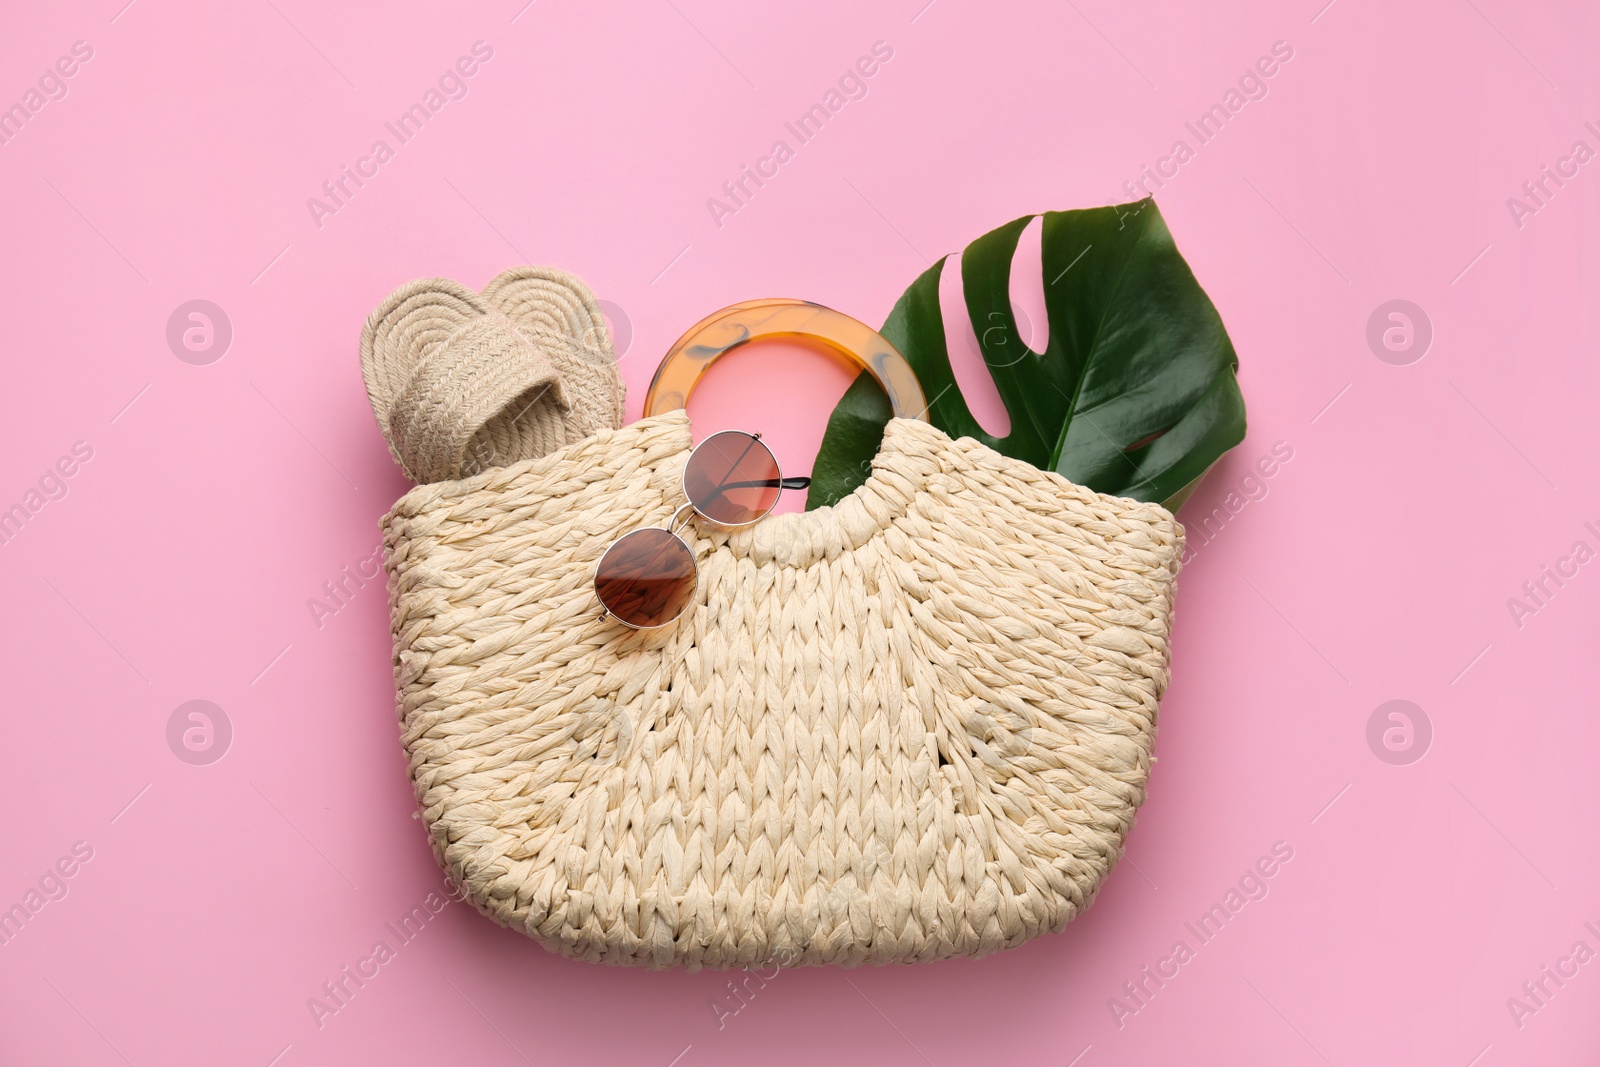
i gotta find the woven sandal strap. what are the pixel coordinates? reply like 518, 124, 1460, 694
387, 311, 569, 484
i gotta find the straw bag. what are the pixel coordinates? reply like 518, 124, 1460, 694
365, 282, 1185, 969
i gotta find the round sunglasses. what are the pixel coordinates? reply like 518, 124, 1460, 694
594, 430, 810, 629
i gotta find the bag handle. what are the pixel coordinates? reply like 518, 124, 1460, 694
643, 299, 928, 420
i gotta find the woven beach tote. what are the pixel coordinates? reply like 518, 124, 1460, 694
366, 284, 1185, 970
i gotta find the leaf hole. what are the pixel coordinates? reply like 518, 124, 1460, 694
1008, 215, 1050, 355
939, 252, 1012, 437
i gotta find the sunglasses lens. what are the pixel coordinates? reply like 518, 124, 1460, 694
683, 431, 782, 526
595, 528, 696, 628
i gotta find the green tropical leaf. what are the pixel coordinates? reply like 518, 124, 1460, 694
807, 199, 1245, 513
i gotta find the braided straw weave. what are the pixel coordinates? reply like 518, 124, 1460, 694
360, 267, 624, 483
382, 410, 1184, 969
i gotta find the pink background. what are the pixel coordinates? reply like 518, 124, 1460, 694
3, 0, 1597, 1063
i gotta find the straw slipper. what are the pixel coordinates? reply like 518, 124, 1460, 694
360, 267, 624, 484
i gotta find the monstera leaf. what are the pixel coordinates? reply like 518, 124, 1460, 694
808, 199, 1245, 513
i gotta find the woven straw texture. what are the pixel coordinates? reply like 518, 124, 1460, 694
382, 410, 1184, 969
359, 266, 624, 483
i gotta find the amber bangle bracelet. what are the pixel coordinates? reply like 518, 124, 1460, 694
643, 298, 929, 421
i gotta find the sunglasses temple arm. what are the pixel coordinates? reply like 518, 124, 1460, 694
706, 476, 812, 496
